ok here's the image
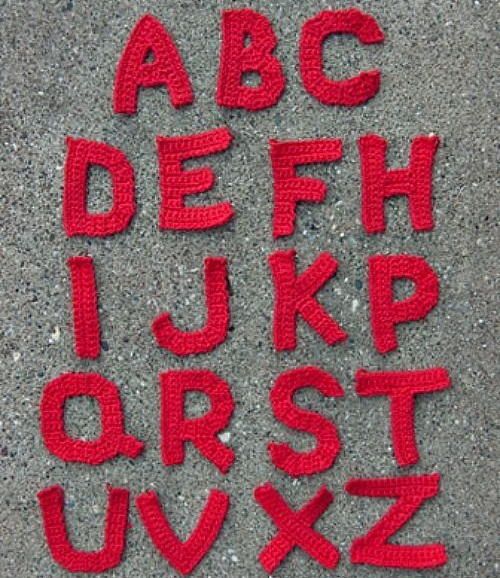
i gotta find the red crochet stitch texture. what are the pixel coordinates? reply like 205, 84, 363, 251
346, 473, 447, 569
299, 9, 384, 106
113, 13, 193, 114
356, 368, 451, 466
63, 137, 136, 237
136, 489, 229, 575
152, 257, 229, 355
40, 372, 144, 465
359, 134, 440, 233
270, 138, 343, 238
255, 483, 340, 573
216, 8, 285, 110
157, 128, 234, 230
268, 366, 344, 476
37, 484, 129, 573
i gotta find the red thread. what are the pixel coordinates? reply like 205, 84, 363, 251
136, 489, 229, 575
113, 13, 193, 114
40, 372, 144, 464
216, 9, 285, 110
67, 256, 101, 359
359, 134, 440, 233
255, 483, 340, 573
270, 138, 343, 238
356, 368, 451, 466
269, 249, 347, 351
157, 128, 234, 230
346, 473, 447, 569
299, 9, 384, 106
368, 254, 440, 354
37, 484, 129, 573
152, 257, 229, 355
160, 369, 235, 473
268, 366, 344, 476
63, 137, 136, 237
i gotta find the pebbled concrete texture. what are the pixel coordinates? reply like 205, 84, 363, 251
0, 1, 498, 577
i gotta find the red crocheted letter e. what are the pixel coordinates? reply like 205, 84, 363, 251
255, 483, 340, 573
300, 9, 384, 106
346, 473, 447, 569
113, 14, 193, 114
269, 249, 347, 351
136, 489, 229, 575
268, 366, 344, 476
359, 134, 440, 233
270, 138, 342, 238
160, 369, 235, 473
217, 9, 285, 110
63, 137, 135, 237
152, 257, 229, 355
356, 368, 451, 466
38, 484, 129, 573
40, 372, 144, 464
157, 128, 234, 230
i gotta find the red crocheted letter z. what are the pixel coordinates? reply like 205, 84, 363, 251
217, 9, 285, 110
268, 366, 344, 476
160, 369, 235, 473
157, 128, 234, 230
152, 257, 229, 355
113, 14, 193, 114
255, 483, 340, 573
40, 372, 144, 464
269, 249, 347, 351
346, 473, 447, 569
38, 485, 129, 573
300, 9, 384, 106
359, 134, 440, 233
270, 138, 343, 238
136, 489, 229, 575
63, 137, 136, 237
355, 368, 451, 466
67, 256, 101, 359
368, 254, 440, 354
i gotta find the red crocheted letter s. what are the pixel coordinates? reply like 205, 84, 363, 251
113, 14, 193, 114
63, 137, 135, 237
368, 254, 440, 354
268, 366, 344, 476
217, 9, 285, 110
300, 9, 384, 106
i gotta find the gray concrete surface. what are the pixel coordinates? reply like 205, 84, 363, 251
0, 1, 498, 577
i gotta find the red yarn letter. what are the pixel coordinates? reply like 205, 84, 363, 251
217, 9, 285, 110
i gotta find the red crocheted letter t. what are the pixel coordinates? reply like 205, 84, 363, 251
300, 9, 384, 106
113, 14, 193, 114
217, 9, 285, 110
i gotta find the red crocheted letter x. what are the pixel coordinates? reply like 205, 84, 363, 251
269, 249, 347, 351
369, 254, 439, 354
113, 14, 193, 114
63, 137, 136, 237
270, 138, 343, 238
136, 489, 229, 575
40, 372, 144, 464
217, 9, 285, 110
300, 9, 384, 106
38, 484, 129, 573
356, 368, 451, 466
255, 483, 340, 573
160, 369, 235, 473
157, 128, 234, 230
346, 473, 447, 569
268, 366, 344, 476
152, 257, 229, 355
359, 134, 440, 233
